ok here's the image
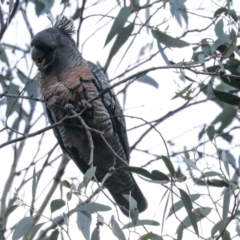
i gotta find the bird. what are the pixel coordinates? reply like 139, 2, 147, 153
31, 15, 147, 216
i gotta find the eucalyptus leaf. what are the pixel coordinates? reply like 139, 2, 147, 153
183, 157, 199, 171
75, 203, 111, 212
221, 151, 230, 177
77, 211, 92, 240
50, 199, 66, 213
12, 217, 33, 240
28, 222, 46, 240
152, 29, 189, 48
179, 189, 198, 235
107, 23, 134, 62
161, 156, 175, 176
213, 89, 240, 106
206, 124, 215, 141
91, 227, 100, 240
111, 215, 126, 240
32, 168, 37, 200
167, 194, 200, 218
137, 75, 159, 89
123, 219, 160, 229
83, 166, 96, 187
104, 6, 131, 46
3, 205, 18, 221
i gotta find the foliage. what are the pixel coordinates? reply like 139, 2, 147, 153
0, 0, 240, 240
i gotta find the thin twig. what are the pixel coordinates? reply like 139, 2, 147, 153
0, 0, 20, 40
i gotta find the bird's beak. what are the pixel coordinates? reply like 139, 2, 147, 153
31, 46, 45, 70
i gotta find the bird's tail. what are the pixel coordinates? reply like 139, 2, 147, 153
109, 181, 147, 217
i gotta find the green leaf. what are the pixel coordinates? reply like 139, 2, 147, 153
78, 181, 86, 191
157, 41, 171, 65
83, 166, 96, 187
212, 106, 236, 133
77, 211, 92, 240
161, 191, 170, 235
34, 0, 54, 16
34, 0, 45, 16
61, 180, 71, 188
72, 8, 82, 20
224, 58, 240, 75
222, 189, 231, 229
197, 171, 223, 181
229, 9, 238, 22
111, 215, 126, 240
213, 7, 228, 18
152, 29, 189, 48
6, 82, 20, 117
32, 168, 37, 200
140, 232, 163, 240
47, 229, 59, 240
221, 75, 240, 89
9, 0, 14, 15
0, 46, 9, 65
223, 41, 236, 58
107, 23, 134, 62
179, 189, 198, 235
17, 70, 39, 108
221, 151, 230, 177
12, 217, 33, 240
75, 203, 111, 212
215, 19, 231, 44
104, 6, 131, 46
206, 124, 215, 141
136, 75, 159, 89
207, 179, 229, 187
167, 194, 200, 218
161, 156, 175, 176
198, 53, 205, 64
67, 191, 72, 201
213, 89, 240, 106
38, 0, 54, 16
50, 199, 66, 213
123, 194, 138, 225
101, 172, 112, 187
123, 219, 160, 229
17, 69, 28, 84
183, 157, 199, 171
25, 80, 39, 109
211, 217, 231, 238
28, 222, 46, 240
176, 207, 212, 240
91, 227, 100, 240
3, 205, 18, 221
201, 41, 212, 55
151, 170, 169, 181
60, 180, 71, 198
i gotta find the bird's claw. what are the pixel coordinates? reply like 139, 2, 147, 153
64, 103, 74, 112
79, 100, 92, 109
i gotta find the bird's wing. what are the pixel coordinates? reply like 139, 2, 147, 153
88, 61, 130, 162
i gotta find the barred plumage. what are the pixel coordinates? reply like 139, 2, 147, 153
31, 15, 147, 216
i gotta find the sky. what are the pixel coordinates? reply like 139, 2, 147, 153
1, 0, 240, 239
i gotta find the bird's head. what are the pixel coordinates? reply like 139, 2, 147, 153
31, 15, 77, 72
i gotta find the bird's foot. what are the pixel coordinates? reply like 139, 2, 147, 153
79, 100, 93, 118
79, 100, 92, 109
64, 103, 74, 114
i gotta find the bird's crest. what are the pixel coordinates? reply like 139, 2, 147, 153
53, 15, 75, 35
